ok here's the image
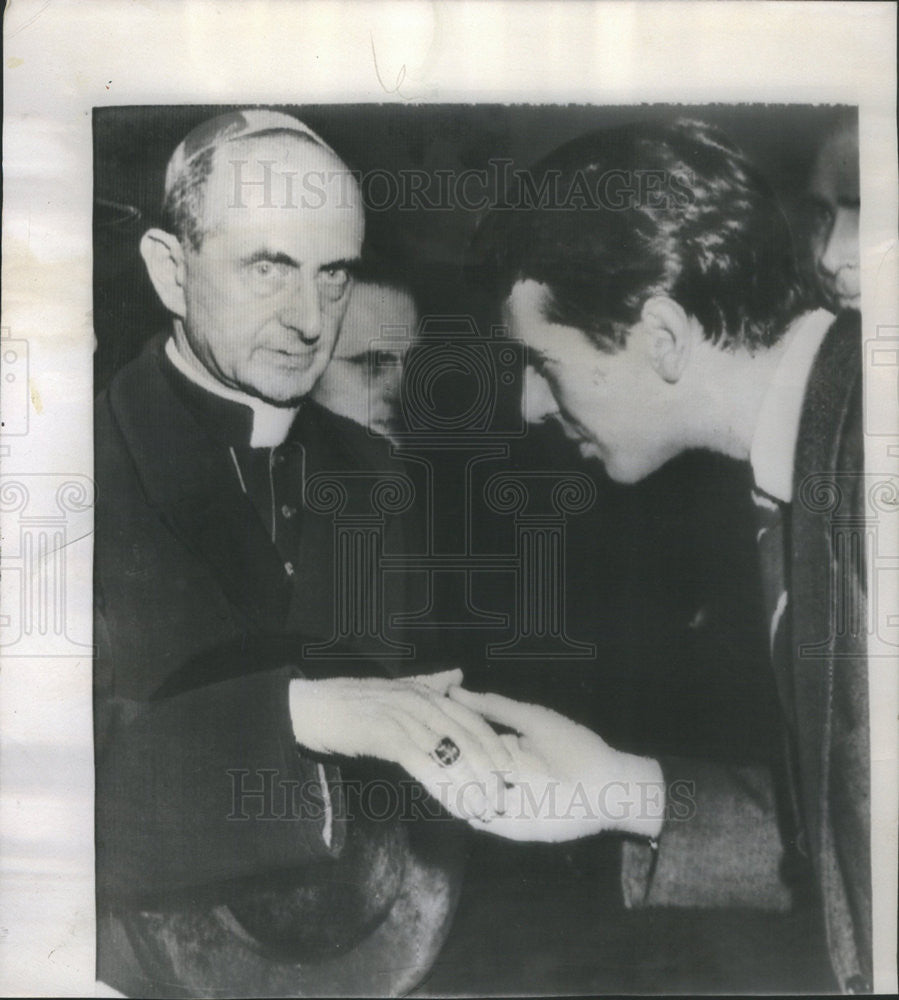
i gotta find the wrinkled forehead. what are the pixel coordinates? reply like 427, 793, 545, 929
335, 283, 418, 358
810, 124, 860, 204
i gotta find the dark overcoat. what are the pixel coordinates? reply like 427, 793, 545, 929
621, 312, 872, 993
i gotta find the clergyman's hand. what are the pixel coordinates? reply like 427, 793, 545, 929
449, 687, 665, 842
288, 672, 515, 820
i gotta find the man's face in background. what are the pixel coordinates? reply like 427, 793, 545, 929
312, 281, 417, 439
176, 134, 365, 405
807, 120, 860, 312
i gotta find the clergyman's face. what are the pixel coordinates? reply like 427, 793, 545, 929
508, 280, 682, 484
808, 123, 860, 311
178, 136, 365, 404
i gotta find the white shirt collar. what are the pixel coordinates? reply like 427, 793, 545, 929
165, 336, 299, 449
749, 308, 834, 503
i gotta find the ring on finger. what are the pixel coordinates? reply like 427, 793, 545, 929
432, 736, 462, 767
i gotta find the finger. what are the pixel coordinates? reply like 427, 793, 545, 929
385, 743, 458, 813
409, 668, 464, 694
394, 696, 512, 813
384, 687, 512, 796
449, 686, 554, 734
386, 708, 494, 819
387, 706, 481, 786
401, 752, 495, 823
378, 722, 488, 820
464, 786, 541, 843
500, 737, 547, 776
433, 695, 517, 783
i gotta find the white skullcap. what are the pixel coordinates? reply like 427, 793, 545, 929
164, 108, 338, 197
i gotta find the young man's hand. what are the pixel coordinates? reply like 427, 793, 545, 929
449, 687, 665, 842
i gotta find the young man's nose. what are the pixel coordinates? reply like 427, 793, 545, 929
521, 365, 560, 425
381, 364, 403, 404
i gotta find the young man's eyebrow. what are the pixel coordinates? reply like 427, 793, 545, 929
527, 345, 554, 364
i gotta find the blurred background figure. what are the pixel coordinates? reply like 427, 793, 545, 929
805, 113, 860, 311
312, 277, 418, 441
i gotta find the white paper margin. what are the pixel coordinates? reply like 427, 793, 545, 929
2, 1, 897, 995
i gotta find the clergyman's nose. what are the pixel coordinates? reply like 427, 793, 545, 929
521, 366, 559, 425
280, 286, 323, 343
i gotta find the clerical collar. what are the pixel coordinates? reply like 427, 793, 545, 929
749, 308, 834, 503
165, 336, 299, 448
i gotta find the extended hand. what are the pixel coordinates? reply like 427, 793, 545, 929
449, 687, 665, 842
289, 670, 515, 819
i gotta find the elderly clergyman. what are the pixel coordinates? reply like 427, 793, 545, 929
93, 109, 511, 995
456, 119, 871, 994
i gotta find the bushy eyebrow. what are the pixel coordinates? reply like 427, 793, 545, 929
239, 251, 362, 272
319, 257, 361, 275
241, 249, 299, 267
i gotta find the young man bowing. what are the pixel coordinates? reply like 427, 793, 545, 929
457, 118, 870, 994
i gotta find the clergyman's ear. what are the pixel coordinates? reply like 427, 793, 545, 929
139, 228, 187, 318
640, 296, 692, 384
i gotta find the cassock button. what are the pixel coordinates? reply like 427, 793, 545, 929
281, 504, 296, 519
284, 561, 295, 577
844, 974, 871, 994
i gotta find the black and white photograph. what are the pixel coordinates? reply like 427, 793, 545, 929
2, 3, 897, 998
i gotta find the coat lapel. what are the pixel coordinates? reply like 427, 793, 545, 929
107, 338, 292, 630
789, 311, 861, 862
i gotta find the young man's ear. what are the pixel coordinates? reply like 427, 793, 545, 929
639, 296, 693, 384
139, 229, 187, 318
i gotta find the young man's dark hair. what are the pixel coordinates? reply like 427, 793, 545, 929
481, 118, 813, 352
